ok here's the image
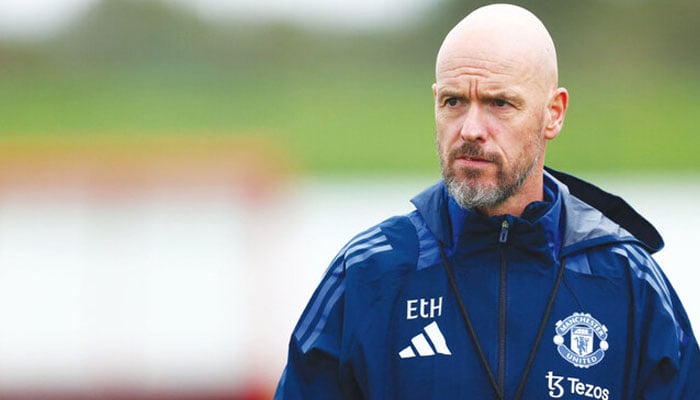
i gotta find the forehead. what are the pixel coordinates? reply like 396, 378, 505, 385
436, 54, 538, 95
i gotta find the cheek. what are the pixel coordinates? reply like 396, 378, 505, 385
435, 118, 460, 145
505, 114, 543, 146
435, 133, 449, 159
434, 116, 448, 136
435, 123, 449, 147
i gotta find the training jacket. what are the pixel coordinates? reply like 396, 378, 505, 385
275, 168, 700, 399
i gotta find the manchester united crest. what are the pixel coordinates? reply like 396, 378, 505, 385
553, 312, 608, 368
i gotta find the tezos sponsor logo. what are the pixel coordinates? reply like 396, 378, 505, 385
553, 312, 608, 368
546, 371, 609, 400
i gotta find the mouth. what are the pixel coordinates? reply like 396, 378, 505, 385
459, 155, 489, 162
455, 154, 493, 166
447, 143, 499, 169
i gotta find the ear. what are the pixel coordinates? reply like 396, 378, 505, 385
432, 83, 438, 101
544, 88, 568, 140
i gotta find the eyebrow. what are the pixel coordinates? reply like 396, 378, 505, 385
479, 89, 523, 104
436, 88, 464, 102
437, 87, 524, 106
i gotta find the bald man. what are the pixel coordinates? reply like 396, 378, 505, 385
275, 4, 700, 399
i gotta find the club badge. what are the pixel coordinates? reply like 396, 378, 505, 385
553, 312, 608, 368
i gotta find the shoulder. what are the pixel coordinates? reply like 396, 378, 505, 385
565, 241, 662, 282
606, 242, 674, 300
338, 214, 420, 276
567, 242, 686, 336
569, 240, 689, 324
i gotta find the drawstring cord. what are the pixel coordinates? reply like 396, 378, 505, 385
438, 241, 566, 400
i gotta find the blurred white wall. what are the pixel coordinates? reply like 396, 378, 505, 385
0, 175, 697, 395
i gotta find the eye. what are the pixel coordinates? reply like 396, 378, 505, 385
493, 98, 509, 108
445, 97, 460, 107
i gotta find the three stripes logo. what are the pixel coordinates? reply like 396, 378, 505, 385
398, 321, 452, 359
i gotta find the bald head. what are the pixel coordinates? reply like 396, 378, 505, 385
436, 4, 558, 91
432, 4, 569, 217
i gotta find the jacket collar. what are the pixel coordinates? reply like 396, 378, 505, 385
410, 167, 664, 256
409, 173, 560, 250
410, 180, 453, 247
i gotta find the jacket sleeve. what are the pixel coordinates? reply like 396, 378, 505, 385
274, 218, 413, 399
273, 249, 361, 399
634, 255, 700, 398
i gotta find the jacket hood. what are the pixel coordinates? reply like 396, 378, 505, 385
410, 167, 664, 256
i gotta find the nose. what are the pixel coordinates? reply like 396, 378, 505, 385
459, 104, 487, 142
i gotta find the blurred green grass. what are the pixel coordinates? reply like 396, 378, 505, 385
549, 70, 700, 173
2, 65, 698, 176
1, 0, 699, 176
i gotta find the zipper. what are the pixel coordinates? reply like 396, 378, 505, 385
499, 219, 510, 243
498, 218, 509, 398
440, 219, 566, 400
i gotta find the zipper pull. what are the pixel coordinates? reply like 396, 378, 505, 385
499, 219, 509, 243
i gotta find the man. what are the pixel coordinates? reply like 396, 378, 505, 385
275, 3, 700, 399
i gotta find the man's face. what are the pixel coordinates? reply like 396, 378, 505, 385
433, 54, 549, 212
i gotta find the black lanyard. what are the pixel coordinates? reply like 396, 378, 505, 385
438, 242, 565, 400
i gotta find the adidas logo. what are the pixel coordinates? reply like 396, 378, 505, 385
398, 321, 452, 358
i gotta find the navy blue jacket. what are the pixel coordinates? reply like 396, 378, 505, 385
275, 169, 700, 399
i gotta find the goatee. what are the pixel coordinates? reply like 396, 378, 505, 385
440, 142, 539, 211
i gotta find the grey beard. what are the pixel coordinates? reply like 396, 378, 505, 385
443, 151, 539, 211
445, 176, 512, 210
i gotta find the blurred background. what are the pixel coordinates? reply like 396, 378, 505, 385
0, 0, 698, 398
